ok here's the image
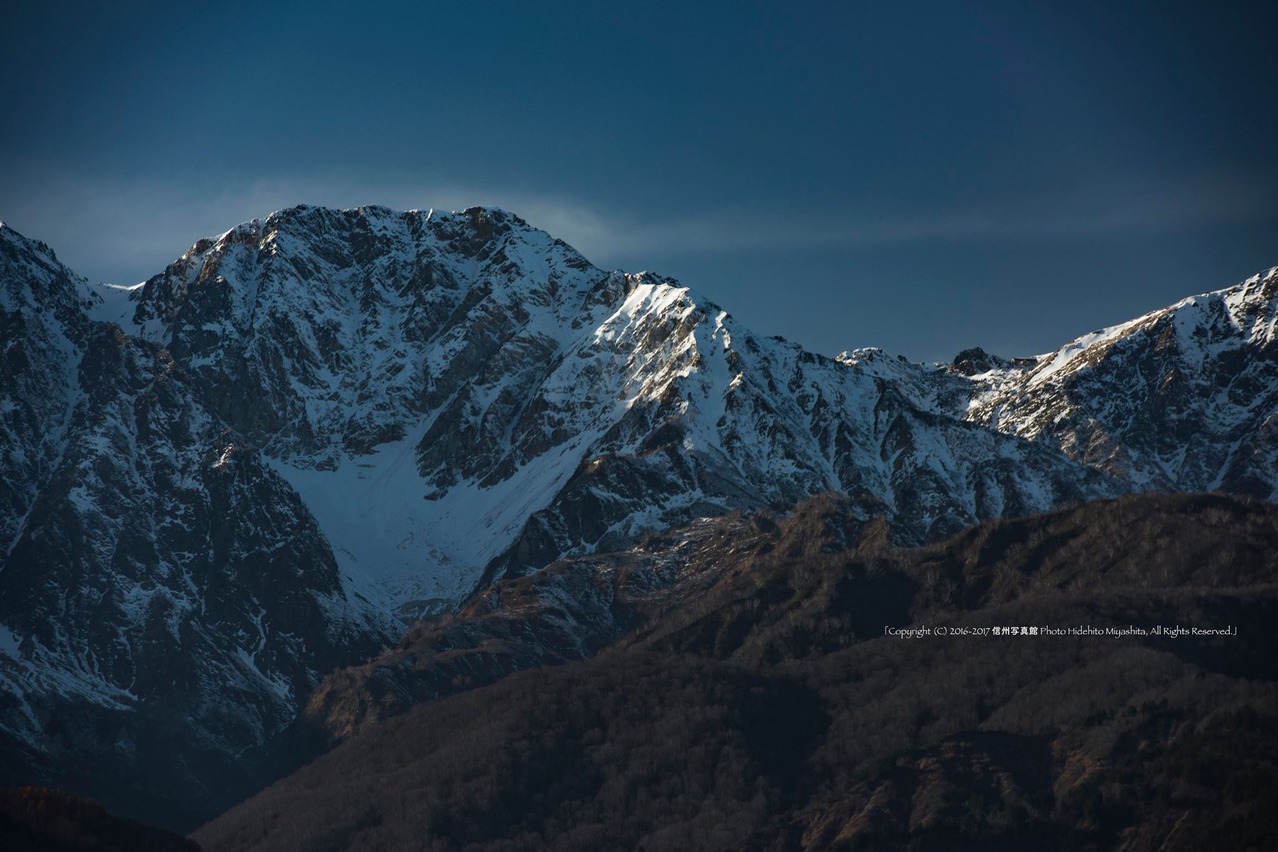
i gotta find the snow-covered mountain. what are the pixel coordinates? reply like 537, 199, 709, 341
0, 204, 1273, 824
109, 205, 1123, 606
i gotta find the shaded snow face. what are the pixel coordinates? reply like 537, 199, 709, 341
0, 221, 398, 818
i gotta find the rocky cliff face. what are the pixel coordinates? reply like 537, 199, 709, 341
0, 224, 396, 826
0, 227, 92, 558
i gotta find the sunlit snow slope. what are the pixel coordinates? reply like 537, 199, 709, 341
962, 267, 1278, 496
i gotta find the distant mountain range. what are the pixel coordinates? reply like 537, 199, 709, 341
0, 205, 1274, 829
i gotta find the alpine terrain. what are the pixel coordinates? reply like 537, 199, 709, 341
0, 204, 1274, 830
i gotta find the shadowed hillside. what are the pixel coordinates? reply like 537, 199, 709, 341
195, 493, 1278, 850
0, 786, 199, 851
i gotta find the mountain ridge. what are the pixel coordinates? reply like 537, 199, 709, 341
0, 206, 1274, 827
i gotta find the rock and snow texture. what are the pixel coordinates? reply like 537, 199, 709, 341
0, 227, 92, 557
107, 204, 1121, 602
0, 223, 395, 816
0, 204, 1273, 817
960, 267, 1278, 497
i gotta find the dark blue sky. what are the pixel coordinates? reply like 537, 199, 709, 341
3, 0, 1276, 362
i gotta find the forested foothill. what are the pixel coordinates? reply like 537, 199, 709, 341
195, 493, 1278, 851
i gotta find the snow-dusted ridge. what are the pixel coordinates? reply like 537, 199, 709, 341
963, 265, 1278, 494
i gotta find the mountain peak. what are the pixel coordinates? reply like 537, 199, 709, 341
0, 220, 58, 263
949, 346, 1012, 376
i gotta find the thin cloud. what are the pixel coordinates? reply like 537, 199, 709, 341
1, 168, 1272, 283
601, 169, 1277, 256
